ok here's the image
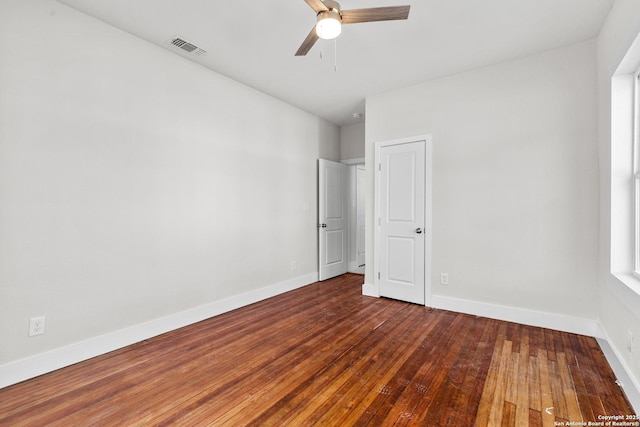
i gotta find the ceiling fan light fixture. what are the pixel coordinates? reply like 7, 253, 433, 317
316, 9, 342, 40
296, 0, 410, 56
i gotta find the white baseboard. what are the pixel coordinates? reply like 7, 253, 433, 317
431, 295, 640, 412
359, 290, 640, 412
362, 282, 378, 298
0, 272, 318, 389
348, 262, 364, 274
597, 337, 640, 413
431, 295, 604, 338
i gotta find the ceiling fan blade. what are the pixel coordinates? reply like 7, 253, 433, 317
304, 0, 328, 13
341, 6, 410, 24
295, 25, 320, 56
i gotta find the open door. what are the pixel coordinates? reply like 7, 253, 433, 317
318, 159, 348, 281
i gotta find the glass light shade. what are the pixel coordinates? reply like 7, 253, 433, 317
316, 17, 342, 40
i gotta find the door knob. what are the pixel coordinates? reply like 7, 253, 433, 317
416, 227, 423, 234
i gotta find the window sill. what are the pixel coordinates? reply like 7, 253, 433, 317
614, 273, 640, 294
610, 273, 640, 318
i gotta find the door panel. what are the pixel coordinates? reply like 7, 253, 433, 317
388, 153, 416, 221
387, 237, 415, 284
325, 229, 344, 264
325, 167, 344, 219
319, 159, 348, 281
378, 140, 426, 304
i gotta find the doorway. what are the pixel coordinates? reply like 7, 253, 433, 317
317, 158, 366, 280
347, 163, 366, 274
374, 135, 432, 305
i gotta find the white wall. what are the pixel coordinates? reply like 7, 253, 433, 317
320, 125, 341, 161
340, 122, 365, 161
597, 0, 640, 402
365, 41, 600, 324
0, 0, 338, 373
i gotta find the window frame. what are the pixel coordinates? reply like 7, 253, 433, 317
609, 34, 640, 315
634, 68, 640, 278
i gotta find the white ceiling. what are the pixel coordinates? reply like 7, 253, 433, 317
55, 0, 613, 126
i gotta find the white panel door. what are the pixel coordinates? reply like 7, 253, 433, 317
319, 159, 348, 281
378, 140, 426, 304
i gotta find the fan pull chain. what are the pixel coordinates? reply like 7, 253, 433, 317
334, 38, 338, 72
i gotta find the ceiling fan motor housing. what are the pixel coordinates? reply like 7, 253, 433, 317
317, 8, 341, 23
317, 0, 341, 23
320, 0, 341, 15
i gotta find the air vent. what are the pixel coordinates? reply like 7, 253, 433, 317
167, 37, 207, 56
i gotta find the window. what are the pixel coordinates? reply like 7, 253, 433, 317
610, 68, 640, 298
609, 22, 640, 313
611, 62, 640, 301
634, 70, 640, 277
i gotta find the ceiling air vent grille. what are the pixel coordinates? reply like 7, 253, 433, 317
168, 37, 207, 56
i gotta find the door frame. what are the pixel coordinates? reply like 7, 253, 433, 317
373, 135, 433, 306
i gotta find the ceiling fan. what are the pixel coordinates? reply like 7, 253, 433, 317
295, 0, 410, 56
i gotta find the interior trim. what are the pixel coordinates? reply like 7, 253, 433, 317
0, 272, 319, 389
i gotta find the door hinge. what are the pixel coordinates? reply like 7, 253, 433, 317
378, 163, 381, 171
378, 272, 381, 279
378, 217, 381, 226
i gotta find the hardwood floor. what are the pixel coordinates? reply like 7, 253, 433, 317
0, 273, 635, 426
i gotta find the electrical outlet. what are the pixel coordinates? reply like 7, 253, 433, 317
440, 273, 449, 285
28, 316, 46, 337
627, 329, 634, 353
291, 261, 297, 271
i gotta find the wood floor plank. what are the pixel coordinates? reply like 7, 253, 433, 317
488, 340, 513, 426
530, 408, 543, 427
538, 348, 556, 427
427, 315, 492, 426
383, 310, 473, 426
502, 400, 517, 427
474, 323, 508, 427
152, 289, 407, 425
313, 308, 447, 426
286, 306, 427, 426
515, 330, 530, 426
570, 361, 596, 422
454, 317, 500, 426
505, 351, 519, 406
238, 303, 418, 426
549, 356, 569, 419
529, 354, 542, 412
0, 279, 351, 420
54, 282, 370, 425
348, 309, 458, 426
0, 274, 635, 426
557, 351, 582, 422
311, 306, 444, 425
582, 334, 633, 416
